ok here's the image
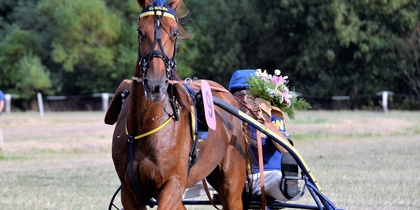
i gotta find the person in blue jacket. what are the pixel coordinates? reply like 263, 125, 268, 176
229, 69, 304, 201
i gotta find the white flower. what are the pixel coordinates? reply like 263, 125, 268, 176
260, 70, 268, 78
255, 69, 262, 77
274, 69, 281, 76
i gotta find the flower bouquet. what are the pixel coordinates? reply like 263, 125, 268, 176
247, 69, 311, 119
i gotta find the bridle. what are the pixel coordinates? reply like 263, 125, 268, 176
137, 1, 179, 81
134, 1, 182, 120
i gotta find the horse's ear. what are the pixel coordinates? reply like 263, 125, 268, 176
137, 0, 151, 8
168, 0, 182, 11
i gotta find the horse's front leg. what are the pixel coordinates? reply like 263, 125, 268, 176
120, 184, 148, 210
156, 176, 186, 210
209, 146, 247, 210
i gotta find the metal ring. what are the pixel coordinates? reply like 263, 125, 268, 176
184, 78, 192, 84
127, 135, 135, 143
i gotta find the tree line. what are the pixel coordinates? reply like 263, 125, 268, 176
0, 0, 419, 109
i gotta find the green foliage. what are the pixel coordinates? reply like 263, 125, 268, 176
15, 55, 52, 98
0, 24, 51, 99
38, 0, 121, 72
0, 0, 418, 110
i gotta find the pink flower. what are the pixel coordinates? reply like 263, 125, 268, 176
282, 88, 291, 104
271, 76, 286, 86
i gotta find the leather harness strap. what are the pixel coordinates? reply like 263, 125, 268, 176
169, 80, 229, 93
236, 97, 267, 209
256, 130, 267, 210
202, 179, 221, 210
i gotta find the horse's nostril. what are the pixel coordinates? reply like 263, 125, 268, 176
154, 86, 160, 92
144, 78, 167, 94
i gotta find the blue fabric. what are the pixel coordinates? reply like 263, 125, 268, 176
142, 0, 177, 17
0, 90, 4, 101
250, 115, 290, 173
154, 0, 165, 7
228, 69, 255, 93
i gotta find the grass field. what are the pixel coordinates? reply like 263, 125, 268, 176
0, 111, 419, 210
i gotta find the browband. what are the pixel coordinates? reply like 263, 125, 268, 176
139, 4, 177, 21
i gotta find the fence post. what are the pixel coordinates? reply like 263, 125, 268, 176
37, 92, 44, 117
102, 93, 109, 112
4, 94, 11, 113
376, 91, 393, 113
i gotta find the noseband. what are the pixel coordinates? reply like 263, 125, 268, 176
138, 2, 178, 80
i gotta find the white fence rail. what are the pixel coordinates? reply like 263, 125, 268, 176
1, 90, 405, 115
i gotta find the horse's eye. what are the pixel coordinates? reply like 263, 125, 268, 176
171, 29, 179, 39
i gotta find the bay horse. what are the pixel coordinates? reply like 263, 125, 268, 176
105, 0, 248, 209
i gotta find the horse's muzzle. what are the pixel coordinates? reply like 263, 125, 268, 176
143, 78, 169, 101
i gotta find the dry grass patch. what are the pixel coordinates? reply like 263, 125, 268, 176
1, 111, 419, 210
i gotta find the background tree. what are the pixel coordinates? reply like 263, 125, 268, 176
0, 0, 419, 110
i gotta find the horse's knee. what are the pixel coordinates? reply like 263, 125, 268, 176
156, 178, 186, 209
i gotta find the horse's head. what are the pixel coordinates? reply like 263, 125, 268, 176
136, 0, 181, 101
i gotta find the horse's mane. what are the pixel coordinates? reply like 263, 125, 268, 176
175, 2, 191, 39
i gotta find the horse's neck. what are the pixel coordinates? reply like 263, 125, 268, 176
128, 82, 169, 135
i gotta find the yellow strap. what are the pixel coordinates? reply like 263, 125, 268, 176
190, 106, 197, 141
140, 11, 176, 20
126, 116, 173, 140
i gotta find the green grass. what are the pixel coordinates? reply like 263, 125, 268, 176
0, 153, 28, 161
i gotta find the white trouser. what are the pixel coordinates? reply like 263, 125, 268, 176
183, 181, 216, 199
248, 170, 288, 202
184, 171, 299, 201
